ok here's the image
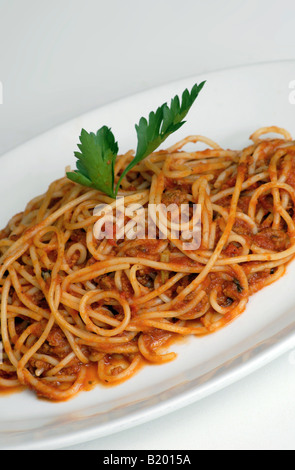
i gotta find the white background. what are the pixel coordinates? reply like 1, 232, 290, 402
0, 0, 295, 450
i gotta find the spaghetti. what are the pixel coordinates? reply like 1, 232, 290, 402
0, 126, 295, 401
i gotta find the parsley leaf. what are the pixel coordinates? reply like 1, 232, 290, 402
114, 82, 205, 195
67, 126, 118, 198
67, 82, 205, 198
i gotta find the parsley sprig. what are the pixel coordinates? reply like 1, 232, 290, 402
67, 81, 205, 198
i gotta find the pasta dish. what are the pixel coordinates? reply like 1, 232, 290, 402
0, 125, 294, 401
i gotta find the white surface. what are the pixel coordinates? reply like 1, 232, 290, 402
0, 0, 295, 451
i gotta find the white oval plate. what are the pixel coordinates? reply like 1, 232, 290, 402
1, 61, 295, 450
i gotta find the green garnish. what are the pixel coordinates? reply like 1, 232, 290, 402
67, 82, 206, 198
66, 126, 118, 198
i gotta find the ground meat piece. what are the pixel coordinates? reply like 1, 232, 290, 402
119, 273, 134, 299
63, 359, 83, 376
254, 228, 290, 251
46, 327, 68, 349
223, 279, 244, 301
28, 358, 52, 374
222, 242, 243, 257
123, 240, 166, 258
136, 269, 155, 288
95, 274, 116, 290
259, 195, 274, 212
237, 196, 251, 213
